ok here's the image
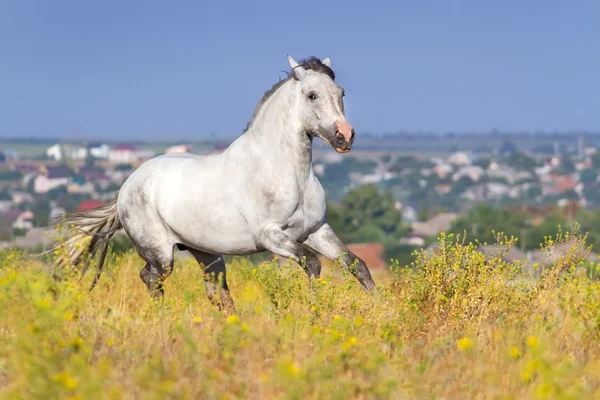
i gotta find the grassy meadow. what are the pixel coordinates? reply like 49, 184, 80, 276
1, 230, 600, 399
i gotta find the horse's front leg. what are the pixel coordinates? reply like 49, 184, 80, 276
303, 223, 376, 294
259, 225, 322, 280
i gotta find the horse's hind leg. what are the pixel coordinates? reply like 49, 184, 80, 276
138, 247, 175, 301
187, 249, 236, 315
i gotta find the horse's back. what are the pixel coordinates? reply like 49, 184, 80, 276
117, 151, 261, 254
118, 152, 226, 213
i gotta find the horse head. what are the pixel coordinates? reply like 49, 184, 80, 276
287, 55, 355, 153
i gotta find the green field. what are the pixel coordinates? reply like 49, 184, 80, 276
1, 230, 600, 399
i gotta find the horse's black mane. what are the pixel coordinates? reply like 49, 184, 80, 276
243, 56, 335, 133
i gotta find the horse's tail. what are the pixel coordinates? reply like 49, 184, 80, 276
44, 197, 123, 291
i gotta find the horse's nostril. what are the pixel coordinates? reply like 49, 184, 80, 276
350, 129, 355, 143
335, 131, 345, 143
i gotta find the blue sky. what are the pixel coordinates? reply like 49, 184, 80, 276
0, 0, 598, 139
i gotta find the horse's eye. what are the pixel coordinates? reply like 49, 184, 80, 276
342, 90, 345, 97
307, 92, 317, 101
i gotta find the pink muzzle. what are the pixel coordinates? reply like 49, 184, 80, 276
334, 120, 355, 153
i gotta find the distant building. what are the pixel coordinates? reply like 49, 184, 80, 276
109, 145, 155, 164
575, 159, 592, 171
34, 175, 68, 194
2, 149, 20, 160
1, 209, 34, 230
77, 200, 107, 211
12, 162, 38, 174
46, 144, 62, 161
355, 172, 396, 185
411, 213, 458, 239
447, 151, 473, 166
89, 143, 111, 159
34, 165, 71, 194
83, 172, 112, 190
109, 144, 137, 164
462, 182, 511, 201
76, 165, 102, 175
401, 205, 418, 223
452, 165, 484, 182
40, 165, 71, 178
67, 177, 95, 194
584, 146, 597, 156
13, 210, 34, 230
432, 163, 453, 179
0, 227, 56, 251
165, 144, 192, 154
46, 143, 88, 161
547, 175, 577, 196
550, 156, 562, 167
434, 184, 452, 195
11, 191, 34, 204
344, 243, 386, 269
0, 200, 12, 213
400, 235, 426, 247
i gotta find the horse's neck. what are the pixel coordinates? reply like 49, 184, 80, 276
238, 82, 313, 183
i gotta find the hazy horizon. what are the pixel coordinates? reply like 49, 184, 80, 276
1, 1, 599, 139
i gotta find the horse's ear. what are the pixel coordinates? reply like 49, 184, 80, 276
287, 55, 306, 80
322, 57, 332, 68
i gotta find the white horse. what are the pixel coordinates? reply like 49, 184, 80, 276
51, 55, 376, 314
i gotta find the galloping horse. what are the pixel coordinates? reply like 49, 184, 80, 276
51, 55, 376, 314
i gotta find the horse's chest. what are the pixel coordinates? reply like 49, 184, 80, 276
287, 203, 320, 227
282, 184, 325, 240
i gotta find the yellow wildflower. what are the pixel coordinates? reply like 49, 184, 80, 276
509, 346, 521, 359
38, 299, 51, 310
342, 336, 359, 351
159, 379, 175, 392
521, 370, 533, 383
536, 382, 553, 398
286, 362, 301, 376
526, 336, 539, 349
456, 337, 473, 351
64, 377, 77, 390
